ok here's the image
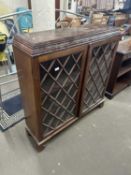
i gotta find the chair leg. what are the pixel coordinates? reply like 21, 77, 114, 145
5, 49, 13, 73
0, 85, 4, 120
1, 60, 8, 74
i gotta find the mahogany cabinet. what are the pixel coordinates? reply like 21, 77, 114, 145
13, 26, 121, 151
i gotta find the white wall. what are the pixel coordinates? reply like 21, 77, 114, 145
0, 0, 28, 11
60, 0, 67, 19
0, 0, 55, 32
32, 0, 55, 32
61, 0, 77, 12
114, 0, 124, 9
69, 0, 77, 13
60, 0, 77, 18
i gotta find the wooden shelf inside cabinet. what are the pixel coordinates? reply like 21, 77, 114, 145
117, 65, 131, 78
113, 73, 131, 96
121, 54, 131, 62
113, 81, 128, 95
106, 38, 131, 99
118, 56, 131, 78
13, 26, 121, 151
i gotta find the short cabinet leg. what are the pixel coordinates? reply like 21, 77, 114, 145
25, 128, 46, 152
98, 102, 104, 108
36, 144, 46, 152
25, 129, 31, 137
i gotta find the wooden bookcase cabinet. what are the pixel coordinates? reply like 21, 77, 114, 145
13, 27, 121, 151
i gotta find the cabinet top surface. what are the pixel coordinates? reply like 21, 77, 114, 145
13, 26, 120, 56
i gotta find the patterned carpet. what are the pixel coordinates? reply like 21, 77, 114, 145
0, 65, 25, 131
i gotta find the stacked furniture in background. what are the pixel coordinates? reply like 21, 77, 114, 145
106, 38, 131, 99
13, 26, 121, 151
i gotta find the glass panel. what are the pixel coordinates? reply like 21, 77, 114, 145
83, 42, 117, 112
40, 51, 83, 136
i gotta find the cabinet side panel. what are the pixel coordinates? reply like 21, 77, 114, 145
106, 53, 123, 93
13, 47, 42, 140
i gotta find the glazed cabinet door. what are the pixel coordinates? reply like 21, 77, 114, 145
80, 38, 119, 116
38, 46, 87, 138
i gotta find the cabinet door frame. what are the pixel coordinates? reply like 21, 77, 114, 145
78, 36, 120, 117
32, 45, 88, 139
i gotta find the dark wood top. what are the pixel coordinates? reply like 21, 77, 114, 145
13, 26, 121, 57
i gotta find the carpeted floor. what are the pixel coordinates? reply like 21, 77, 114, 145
1, 94, 22, 116
0, 65, 24, 131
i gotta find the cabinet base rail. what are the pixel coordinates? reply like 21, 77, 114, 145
26, 100, 104, 151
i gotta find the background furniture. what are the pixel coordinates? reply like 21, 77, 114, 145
106, 38, 131, 99
13, 26, 120, 151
